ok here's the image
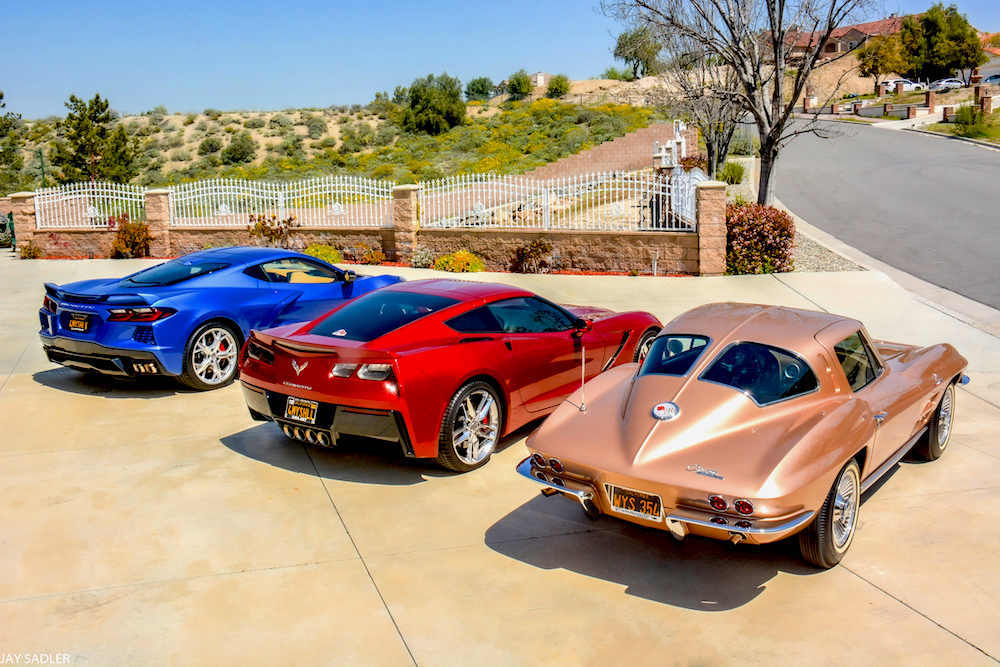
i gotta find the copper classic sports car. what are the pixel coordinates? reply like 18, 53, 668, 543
518, 303, 969, 568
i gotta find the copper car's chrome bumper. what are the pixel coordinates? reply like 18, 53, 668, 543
517, 457, 815, 543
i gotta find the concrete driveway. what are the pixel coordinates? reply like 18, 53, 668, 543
1, 255, 999, 665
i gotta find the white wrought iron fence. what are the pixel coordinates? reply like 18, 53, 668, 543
35, 182, 147, 228
420, 170, 705, 232
169, 176, 395, 227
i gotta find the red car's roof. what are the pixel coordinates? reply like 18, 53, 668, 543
383, 279, 532, 302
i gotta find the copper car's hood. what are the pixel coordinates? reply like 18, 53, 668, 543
529, 366, 838, 498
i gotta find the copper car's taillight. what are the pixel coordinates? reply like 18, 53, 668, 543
549, 458, 564, 474
734, 499, 755, 515
530, 453, 546, 468
709, 495, 728, 512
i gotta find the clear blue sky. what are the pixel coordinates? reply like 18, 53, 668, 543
2, 0, 996, 120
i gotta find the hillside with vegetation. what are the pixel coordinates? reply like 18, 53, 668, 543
0, 84, 661, 195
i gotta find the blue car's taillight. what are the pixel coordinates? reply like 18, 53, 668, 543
107, 307, 177, 322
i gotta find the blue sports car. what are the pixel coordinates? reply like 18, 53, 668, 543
38, 247, 404, 390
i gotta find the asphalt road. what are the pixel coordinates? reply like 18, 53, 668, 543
775, 121, 1000, 310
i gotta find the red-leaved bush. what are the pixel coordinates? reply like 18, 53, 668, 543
726, 203, 795, 274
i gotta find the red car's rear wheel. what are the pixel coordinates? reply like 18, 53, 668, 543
434, 381, 503, 473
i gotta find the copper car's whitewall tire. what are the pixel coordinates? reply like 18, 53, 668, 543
916, 382, 955, 461
799, 458, 860, 569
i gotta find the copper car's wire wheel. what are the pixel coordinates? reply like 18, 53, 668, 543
452, 388, 500, 466
832, 465, 860, 550
936, 387, 953, 448
191, 326, 238, 385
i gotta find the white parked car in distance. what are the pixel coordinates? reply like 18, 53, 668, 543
884, 78, 925, 92
983, 74, 1000, 87
929, 78, 964, 91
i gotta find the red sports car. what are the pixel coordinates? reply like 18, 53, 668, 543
239, 279, 662, 471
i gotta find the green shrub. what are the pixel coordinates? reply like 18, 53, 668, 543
19, 240, 43, 259
198, 137, 223, 155
718, 161, 745, 185
729, 136, 760, 156
204, 108, 222, 120
412, 245, 434, 268
109, 213, 151, 259
679, 154, 708, 172
304, 244, 343, 264
244, 117, 266, 129
305, 116, 328, 139
954, 106, 989, 138
511, 238, 553, 273
599, 66, 633, 81
546, 74, 571, 99
434, 249, 485, 272
184, 114, 197, 125
170, 149, 191, 161
508, 69, 533, 98
221, 131, 257, 165
353, 245, 385, 265
725, 203, 795, 275
269, 114, 293, 129
465, 76, 494, 101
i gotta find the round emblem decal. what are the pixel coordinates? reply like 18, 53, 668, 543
652, 402, 680, 421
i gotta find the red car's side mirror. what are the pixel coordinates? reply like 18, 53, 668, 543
573, 318, 593, 337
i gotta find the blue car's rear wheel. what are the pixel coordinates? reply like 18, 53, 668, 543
179, 322, 240, 391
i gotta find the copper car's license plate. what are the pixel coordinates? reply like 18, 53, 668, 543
284, 397, 318, 424
67, 312, 91, 333
606, 484, 662, 521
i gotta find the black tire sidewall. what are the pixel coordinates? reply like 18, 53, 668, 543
435, 381, 503, 472
180, 321, 241, 391
632, 327, 661, 363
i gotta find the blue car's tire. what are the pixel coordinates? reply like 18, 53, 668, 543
178, 321, 241, 391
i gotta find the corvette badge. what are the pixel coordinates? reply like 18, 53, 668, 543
652, 402, 680, 421
332, 329, 347, 337
292, 359, 308, 376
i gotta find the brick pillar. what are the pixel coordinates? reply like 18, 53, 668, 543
884, 103, 893, 116
895, 82, 905, 95
925, 91, 935, 112
853, 101, 863, 115
970, 70, 982, 85
696, 181, 727, 277
907, 106, 917, 119
392, 184, 420, 264
878, 83, 887, 96
975, 85, 984, 102
802, 96, 811, 112
145, 189, 171, 257
984, 97, 995, 115
10, 192, 35, 257
942, 106, 954, 122
831, 103, 841, 114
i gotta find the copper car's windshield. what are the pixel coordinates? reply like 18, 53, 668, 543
638, 335, 710, 376
701, 342, 819, 406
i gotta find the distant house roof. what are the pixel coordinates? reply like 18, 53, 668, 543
982, 32, 1000, 58
787, 14, 907, 49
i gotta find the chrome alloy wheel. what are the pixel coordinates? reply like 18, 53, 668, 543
637, 335, 656, 363
451, 389, 500, 466
937, 387, 953, 448
832, 465, 860, 550
191, 326, 238, 386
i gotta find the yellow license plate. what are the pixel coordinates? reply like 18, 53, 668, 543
606, 484, 662, 521
68, 312, 91, 333
284, 397, 318, 424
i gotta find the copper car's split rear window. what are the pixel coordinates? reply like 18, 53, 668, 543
701, 342, 819, 406
638, 335, 710, 376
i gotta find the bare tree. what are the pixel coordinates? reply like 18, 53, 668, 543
653, 35, 745, 179
602, 0, 874, 204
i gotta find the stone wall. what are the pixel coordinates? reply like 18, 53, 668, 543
417, 228, 699, 274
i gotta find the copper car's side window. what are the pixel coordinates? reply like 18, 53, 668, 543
834, 332, 878, 392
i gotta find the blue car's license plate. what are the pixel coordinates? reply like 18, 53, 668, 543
67, 312, 91, 333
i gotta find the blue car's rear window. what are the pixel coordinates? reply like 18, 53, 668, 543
122, 260, 230, 286
311, 290, 459, 341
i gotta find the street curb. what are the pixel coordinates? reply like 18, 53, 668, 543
901, 127, 1000, 152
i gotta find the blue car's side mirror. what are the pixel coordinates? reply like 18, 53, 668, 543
343, 270, 357, 284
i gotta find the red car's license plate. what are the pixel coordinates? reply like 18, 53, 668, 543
67, 312, 91, 333
606, 484, 662, 521
284, 396, 318, 424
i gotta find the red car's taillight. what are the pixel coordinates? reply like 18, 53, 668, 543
246, 339, 275, 365
107, 307, 176, 322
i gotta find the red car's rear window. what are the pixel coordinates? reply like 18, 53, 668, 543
311, 290, 459, 341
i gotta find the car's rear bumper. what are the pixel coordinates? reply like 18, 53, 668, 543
516, 457, 815, 545
40, 335, 170, 377
242, 381, 415, 456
